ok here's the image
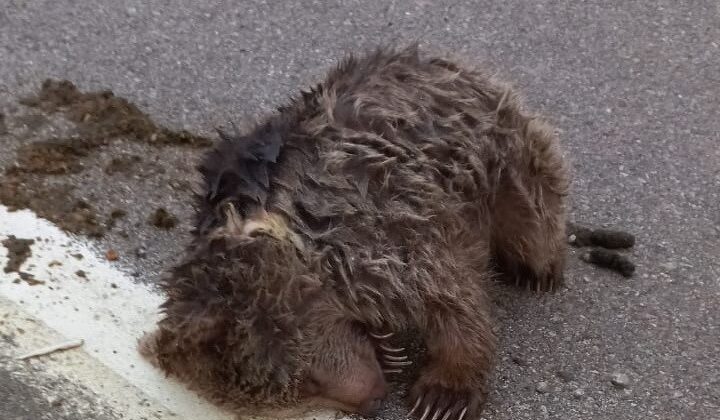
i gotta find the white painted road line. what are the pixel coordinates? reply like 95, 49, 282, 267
0, 205, 338, 420
1, 295, 177, 419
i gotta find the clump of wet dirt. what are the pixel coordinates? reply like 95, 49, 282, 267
9, 137, 103, 175
105, 208, 127, 230
2, 235, 35, 273
17, 271, 45, 286
19, 79, 212, 147
149, 208, 178, 229
0, 177, 105, 237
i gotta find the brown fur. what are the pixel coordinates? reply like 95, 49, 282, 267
139, 45, 569, 419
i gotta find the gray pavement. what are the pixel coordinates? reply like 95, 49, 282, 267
1, 1, 719, 419
0, 358, 119, 420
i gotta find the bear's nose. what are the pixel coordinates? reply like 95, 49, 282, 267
357, 377, 387, 417
358, 397, 384, 417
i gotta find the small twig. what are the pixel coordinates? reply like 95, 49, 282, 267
17, 339, 84, 360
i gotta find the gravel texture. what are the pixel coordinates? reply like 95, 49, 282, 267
1, 1, 719, 419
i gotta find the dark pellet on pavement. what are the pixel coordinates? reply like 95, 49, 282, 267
580, 249, 636, 277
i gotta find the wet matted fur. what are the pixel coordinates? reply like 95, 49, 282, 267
139, 45, 569, 419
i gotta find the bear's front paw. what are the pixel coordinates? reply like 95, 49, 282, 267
408, 370, 486, 420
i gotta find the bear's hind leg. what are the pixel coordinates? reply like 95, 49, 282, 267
491, 121, 568, 293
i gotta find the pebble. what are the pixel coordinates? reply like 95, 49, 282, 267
556, 370, 575, 382
572, 388, 585, 399
135, 246, 148, 259
536, 381, 550, 394
106, 249, 119, 261
511, 355, 528, 366
610, 372, 631, 389
660, 262, 677, 271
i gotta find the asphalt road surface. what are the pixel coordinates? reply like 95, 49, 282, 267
1, 1, 719, 419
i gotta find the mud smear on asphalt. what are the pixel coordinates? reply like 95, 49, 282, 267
14, 113, 49, 134
2, 235, 35, 273
104, 154, 141, 175
0, 79, 212, 238
11, 137, 99, 175
0, 179, 105, 237
18, 79, 211, 147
